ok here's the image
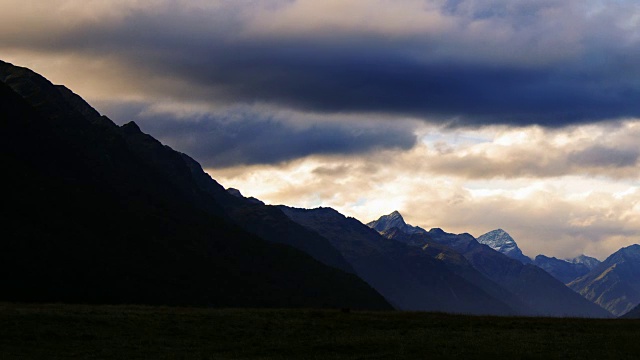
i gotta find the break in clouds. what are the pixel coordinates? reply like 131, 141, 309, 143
2, 0, 640, 257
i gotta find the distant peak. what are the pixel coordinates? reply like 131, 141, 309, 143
367, 210, 426, 235
567, 254, 601, 270
477, 229, 532, 264
376, 211, 407, 226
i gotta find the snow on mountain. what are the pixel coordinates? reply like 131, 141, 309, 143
367, 211, 427, 235
476, 229, 532, 264
566, 255, 601, 270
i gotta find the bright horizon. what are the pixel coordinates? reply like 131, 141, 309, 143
3, 0, 640, 259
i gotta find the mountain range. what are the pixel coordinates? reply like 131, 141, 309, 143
368, 213, 611, 318
471, 223, 639, 317
2, 59, 638, 318
279, 206, 516, 315
0, 60, 389, 309
476, 230, 601, 286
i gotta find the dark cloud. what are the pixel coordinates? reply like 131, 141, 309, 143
112, 105, 416, 167
4, 1, 640, 128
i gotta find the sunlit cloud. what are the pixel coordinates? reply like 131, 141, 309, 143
208, 120, 640, 260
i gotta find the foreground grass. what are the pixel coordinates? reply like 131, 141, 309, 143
1, 303, 638, 359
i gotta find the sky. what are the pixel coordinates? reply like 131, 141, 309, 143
2, 0, 640, 259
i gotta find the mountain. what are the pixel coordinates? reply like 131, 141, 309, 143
476, 229, 532, 264
368, 213, 611, 317
0, 60, 390, 310
533, 255, 591, 284
567, 255, 601, 271
569, 244, 640, 316
623, 304, 640, 318
367, 210, 427, 235
425, 229, 610, 317
380, 227, 533, 315
280, 206, 517, 315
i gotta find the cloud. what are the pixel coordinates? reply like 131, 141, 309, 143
208, 119, 640, 259
568, 146, 640, 168
209, 152, 640, 260
2, 0, 640, 126
112, 103, 417, 167
422, 121, 640, 179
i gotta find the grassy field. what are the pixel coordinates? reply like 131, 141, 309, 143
1, 303, 639, 359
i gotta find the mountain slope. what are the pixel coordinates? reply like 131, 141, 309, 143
533, 255, 591, 284
381, 227, 533, 315
0, 60, 390, 310
477, 229, 532, 264
280, 206, 517, 315
569, 244, 640, 316
427, 228, 611, 317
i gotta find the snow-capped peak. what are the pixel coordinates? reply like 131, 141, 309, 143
367, 211, 427, 235
477, 229, 532, 264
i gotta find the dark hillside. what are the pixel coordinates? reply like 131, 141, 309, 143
0, 60, 390, 310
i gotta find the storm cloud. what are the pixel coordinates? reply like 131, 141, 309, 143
115, 105, 417, 167
2, 0, 640, 126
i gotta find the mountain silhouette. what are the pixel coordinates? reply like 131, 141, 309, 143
0, 60, 390, 310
